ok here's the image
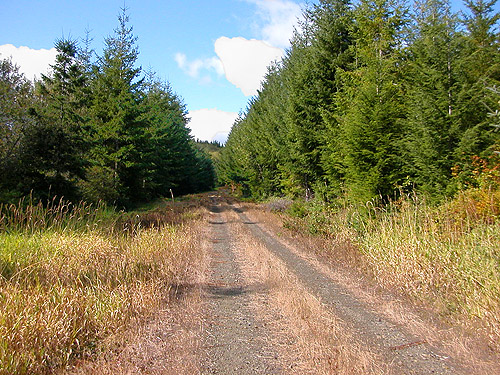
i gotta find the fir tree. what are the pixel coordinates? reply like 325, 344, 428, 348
0, 58, 34, 201
342, 0, 408, 201
17, 38, 88, 201
403, 0, 460, 197
85, 7, 146, 206
454, 0, 500, 172
140, 75, 195, 198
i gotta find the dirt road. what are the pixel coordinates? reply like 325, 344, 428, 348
200, 202, 280, 374
71, 193, 499, 374
198, 194, 500, 374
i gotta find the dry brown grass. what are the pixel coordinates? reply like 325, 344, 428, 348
67, 287, 205, 375
0, 199, 208, 374
65, 203, 212, 375
228, 208, 386, 374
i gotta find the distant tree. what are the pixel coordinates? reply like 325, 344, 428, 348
196, 139, 222, 153
217, 115, 253, 194
0, 58, 34, 202
140, 75, 196, 198
187, 144, 216, 193
195, 139, 223, 168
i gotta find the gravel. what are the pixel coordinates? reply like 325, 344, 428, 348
200, 202, 281, 375
235, 207, 463, 375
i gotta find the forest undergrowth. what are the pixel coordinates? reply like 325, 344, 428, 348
0, 196, 207, 374
269, 185, 500, 351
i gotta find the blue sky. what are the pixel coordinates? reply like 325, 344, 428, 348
0, 0, 308, 142
0, 0, 488, 142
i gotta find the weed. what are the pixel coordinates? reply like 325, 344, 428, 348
280, 188, 500, 349
262, 197, 293, 213
0, 197, 204, 374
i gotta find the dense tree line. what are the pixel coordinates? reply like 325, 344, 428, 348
218, 0, 500, 203
0, 9, 215, 207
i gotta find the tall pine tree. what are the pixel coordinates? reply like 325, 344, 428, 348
403, 0, 461, 197
17, 39, 88, 201
311, 0, 355, 199
342, 0, 408, 202
454, 0, 500, 183
84, 7, 146, 206
0, 58, 34, 201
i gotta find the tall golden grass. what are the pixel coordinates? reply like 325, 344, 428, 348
280, 187, 500, 349
0, 197, 204, 374
360, 189, 500, 345
0, 196, 111, 234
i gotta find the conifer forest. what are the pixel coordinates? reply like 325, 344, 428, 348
0, 10, 215, 208
218, 0, 500, 204
1, 0, 499, 207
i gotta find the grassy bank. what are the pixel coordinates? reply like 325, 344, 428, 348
273, 187, 500, 349
0, 197, 206, 374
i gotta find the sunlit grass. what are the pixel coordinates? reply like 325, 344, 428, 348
281, 187, 500, 348
359, 197, 500, 323
0, 196, 112, 235
0, 198, 204, 374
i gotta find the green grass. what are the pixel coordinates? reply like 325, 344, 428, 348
0, 197, 204, 374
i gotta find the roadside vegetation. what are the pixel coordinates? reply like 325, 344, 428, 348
266, 176, 500, 350
218, 0, 500, 352
0, 196, 206, 374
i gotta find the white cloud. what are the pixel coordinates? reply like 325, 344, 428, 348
246, 0, 303, 48
214, 36, 283, 96
173, 1, 302, 97
174, 52, 187, 70
188, 108, 239, 143
0, 44, 57, 80
175, 52, 224, 79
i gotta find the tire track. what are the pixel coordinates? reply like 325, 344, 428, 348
200, 201, 280, 374
234, 207, 463, 375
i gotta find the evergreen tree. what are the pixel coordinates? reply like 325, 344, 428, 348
220, 0, 500, 204
1, 8, 216, 205
84, 7, 146, 206
403, 0, 461, 197
217, 115, 253, 194
454, 0, 500, 177
0, 58, 34, 201
310, 0, 355, 199
243, 65, 290, 197
19, 38, 89, 201
342, 0, 408, 202
280, 18, 323, 198
187, 144, 216, 193
140, 75, 196, 198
